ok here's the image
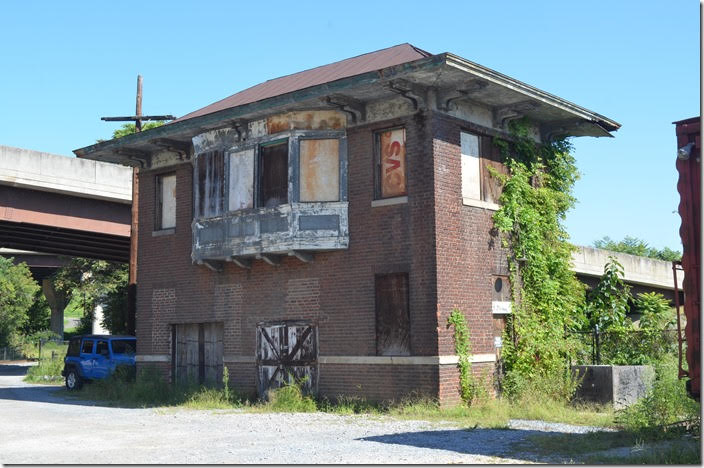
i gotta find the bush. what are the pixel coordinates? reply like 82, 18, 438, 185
265, 381, 317, 412
502, 368, 581, 404
25, 357, 64, 383
616, 355, 700, 438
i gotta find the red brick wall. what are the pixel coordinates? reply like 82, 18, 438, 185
136, 112, 441, 401
430, 111, 509, 398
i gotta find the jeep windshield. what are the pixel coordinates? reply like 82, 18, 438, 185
111, 339, 136, 355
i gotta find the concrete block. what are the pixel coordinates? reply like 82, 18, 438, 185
572, 365, 655, 409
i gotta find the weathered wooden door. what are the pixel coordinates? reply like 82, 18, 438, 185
256, 321, 317, 398
173, 322, 223, 386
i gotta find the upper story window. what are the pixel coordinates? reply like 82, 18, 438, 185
258, 140, 288, 208
192, 127, 347, 220
196, 150, 225, 218
461, 132, 481, 201
156, 173, 176, 230
299, 138, 340, 202
460, 131, 505, 207
375, 128, 407, 199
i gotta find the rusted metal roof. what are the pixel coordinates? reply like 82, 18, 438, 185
174, 43, 431, 123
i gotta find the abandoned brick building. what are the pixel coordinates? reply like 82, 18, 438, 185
75, 44, 619, 404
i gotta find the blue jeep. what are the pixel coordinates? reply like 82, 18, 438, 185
62, 335, 136, 390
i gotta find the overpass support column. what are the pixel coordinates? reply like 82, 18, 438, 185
42, 278, 66, 339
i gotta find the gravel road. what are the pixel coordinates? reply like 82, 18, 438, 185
0, 363, 610, 464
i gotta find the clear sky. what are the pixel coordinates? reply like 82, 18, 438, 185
0, 0, 699, 251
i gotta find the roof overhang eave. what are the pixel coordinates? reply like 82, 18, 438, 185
445, 53, 621, 134
73, 53, 448, 163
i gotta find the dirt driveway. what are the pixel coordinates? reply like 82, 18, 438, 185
0, 363, 618, 464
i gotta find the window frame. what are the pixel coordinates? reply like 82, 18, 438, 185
256, 138, 289, 208
374, 126, 408, 200
193, 149, 226, 219
155, 171, 177, 231
460, 129, 501, 210
193, 129, 347, 220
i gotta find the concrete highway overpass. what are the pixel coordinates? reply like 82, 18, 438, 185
0, 145, 132, 335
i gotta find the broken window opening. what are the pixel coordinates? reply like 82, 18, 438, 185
299, 138, 340, 202
375, 273, 411, 356
196, 150, 225, 218
156, 172, 176, 230
375, 128, 407, 199
258, 140, 288, 208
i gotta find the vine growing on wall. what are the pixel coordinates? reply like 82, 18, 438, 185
491, 119, 585, 398
447, 308, 478, 404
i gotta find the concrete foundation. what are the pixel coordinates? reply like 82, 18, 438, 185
572, 365, 655, 409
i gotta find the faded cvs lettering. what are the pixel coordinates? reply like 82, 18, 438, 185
380, 128, 406, 198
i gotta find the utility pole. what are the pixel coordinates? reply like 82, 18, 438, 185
101, 75, 175, 336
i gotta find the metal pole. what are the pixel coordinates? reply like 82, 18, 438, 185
39, 339, 42, 361
595, 324, 601, 365
135, 75, 143, 132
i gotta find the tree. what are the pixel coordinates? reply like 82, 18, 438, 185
582, 257, 631, 331
22, 290, 51, 335
593, 236, 682, 262
0, 257, 39, 347
51, 257, 128, 335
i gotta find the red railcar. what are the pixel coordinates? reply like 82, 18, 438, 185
673, 117, 700, 400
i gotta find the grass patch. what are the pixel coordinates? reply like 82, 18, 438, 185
517, 430, 700, 464
25, 358, 64, 384
582, 441, 701, 464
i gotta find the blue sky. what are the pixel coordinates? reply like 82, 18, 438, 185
0, 0, 699, 251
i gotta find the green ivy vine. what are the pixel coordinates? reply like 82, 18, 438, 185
447, 308, 477, 404
491, 119, 585, 397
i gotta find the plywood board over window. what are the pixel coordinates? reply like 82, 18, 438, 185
378, 128, 406, 198
156, 173, 176, 229
228, 149, 254, 210
300, 139, 340, 202
375, 273, 411, 356
461, 132, 481, 200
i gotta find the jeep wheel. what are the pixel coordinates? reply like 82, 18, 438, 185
65, 369, 82, 391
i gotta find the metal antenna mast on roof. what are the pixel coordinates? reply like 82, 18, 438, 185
100, 75, 175, 131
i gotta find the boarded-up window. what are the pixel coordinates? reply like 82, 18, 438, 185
375, 273, 410, 356
461, 132, 481, 200
300, 139, 339, 202
228, 149, 254, 211
259, 141, 288, 208
376, 128, 407, 198
156, 173, 176, 229
197, 150, 225, 218
173, 322, 223, 386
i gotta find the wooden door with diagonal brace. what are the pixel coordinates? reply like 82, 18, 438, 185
256, 321, 317, 398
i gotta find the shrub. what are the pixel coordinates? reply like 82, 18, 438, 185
265, 381, 317, 413
616, 355, 700, 438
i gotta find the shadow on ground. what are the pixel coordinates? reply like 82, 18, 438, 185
0, 364, 110, 408
359, 428, 619, 464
